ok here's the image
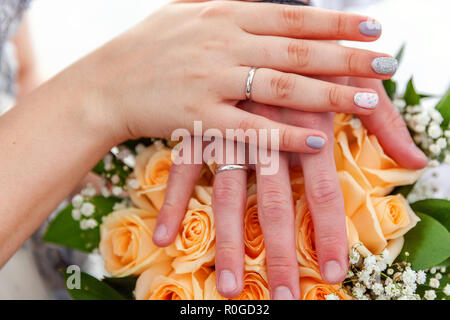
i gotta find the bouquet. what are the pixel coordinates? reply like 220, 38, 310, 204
43, 49, 450, 300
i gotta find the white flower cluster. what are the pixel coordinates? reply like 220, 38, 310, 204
71, 184, 98, 230
343, 245, 439, 300
393, 98, 449, 167
407, 170, 450, 203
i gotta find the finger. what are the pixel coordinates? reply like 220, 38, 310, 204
297, 113, 348, 284
354, 78, 429, 169
212, 167, 247, 298
224, 67, 380, 114
240, 36, 397, 79
153, 163, 203, 247
205, 104, 328, 153
230, 2, 382, 41
256, 153, 299, 300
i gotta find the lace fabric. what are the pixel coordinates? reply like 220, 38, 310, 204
0, 0, 31, 114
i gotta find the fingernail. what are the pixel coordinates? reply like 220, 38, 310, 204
359, 20, 381, 36
306, 136, 325, 149
218, 270, 237, 294
354, 92, 379, 109
153, 224, 168, 243
273, 286, 294, 300
372, 57, 398, 75
323, 260, 344, 284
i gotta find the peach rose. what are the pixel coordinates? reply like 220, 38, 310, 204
204, 266, 270, 300
351, 194, 419, 254
136, 263, 212, 300
299, 267, 352, 300
129, 142, 172, 211
295, 197, 319, 272
334, 114, 422, 196
99, 207, 166, 277
244, 193, 265, 266
166, 197, 216, 273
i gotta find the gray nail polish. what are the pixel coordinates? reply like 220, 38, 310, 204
359, 20, 382, 36
372, 57, 399, 75
306, 136, 325, 149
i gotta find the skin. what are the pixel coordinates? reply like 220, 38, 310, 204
0, 2, 397, 267
153, 1, 428, 300
154, 78, 428, 299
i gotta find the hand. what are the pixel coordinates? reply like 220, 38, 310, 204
69, 1, 397, 152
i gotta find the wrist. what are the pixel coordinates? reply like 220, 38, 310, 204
60, 57, 129, 147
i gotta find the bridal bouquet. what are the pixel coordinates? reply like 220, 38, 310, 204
43, 53, 450, 300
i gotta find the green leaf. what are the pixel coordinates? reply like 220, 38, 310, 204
395, 44, 406, 64
43, 196, 122, 252
440, 257, 450, 267
399, 212, 450, 270
383, 79, 397, 100
416, 272, 450, 300
103, 276, 137, 300
436, 89, 450, 129
411, 199, 450, 231
92, 153, 131, 187
404, 78, 422, 106
61, 269, 126, 300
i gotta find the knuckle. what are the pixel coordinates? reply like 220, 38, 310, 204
213, 176, 245, 204
216, 239, 240, 261
287, 40, 310, 69
270, 73, 296, 100
280, 128, 293, 150
316, 234, 341, 249
266, 255, 296, 273
198, 2, 231, 19
327, 85, 344, 108
238, 116, 259, 132
332, 13, 347, 37
308, 175, 341, 206
280, 6, 305, 33
345, 52, 361, 74
259, 189, 291, 220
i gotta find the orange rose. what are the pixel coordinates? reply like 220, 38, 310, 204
166, 197, 215, 273
334, 114, 422, 197
351, 194, 419, 253
136, 264, 212, 300
295, 197, 319, 273
299, 267, 353, 300
99, 207, 167, 277
244, 193, 265, 266
203, 266, 270, 300
129, 142, 172, 211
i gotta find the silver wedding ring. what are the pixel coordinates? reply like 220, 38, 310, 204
215, 164, 249, 174
245, 67, 257, 100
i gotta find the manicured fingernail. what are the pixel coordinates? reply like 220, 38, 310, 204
372, 57, 398, 75
153, 224, 168, 243
306, 136, 325, 149
359, 20, 381, 36
354, 92, 379, 109
273, 286, 294, 300
218, 270, 237, 294
323, 260, 344, 283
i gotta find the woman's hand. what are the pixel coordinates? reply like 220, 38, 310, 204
73, 1, 397, 152
152, 78, 428, 299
